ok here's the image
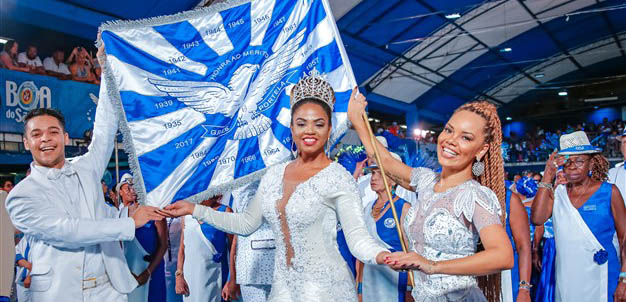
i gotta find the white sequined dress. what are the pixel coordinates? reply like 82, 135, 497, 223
192, 161, 388, 301
405, 168, 502, 302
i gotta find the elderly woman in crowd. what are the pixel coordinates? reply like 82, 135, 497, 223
532, 131, 626, 302
357, 152, 413, 302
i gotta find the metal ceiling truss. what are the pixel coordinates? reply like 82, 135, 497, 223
484, 32, 626, 100
348, 31, 505, 104
364, 0, 509, 99
415, 0, 541, 89
516, 0, 590, 77
594, 0, 626, 65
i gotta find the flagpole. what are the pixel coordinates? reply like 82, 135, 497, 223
114, 135, 120, 203
361, 111, 415, 287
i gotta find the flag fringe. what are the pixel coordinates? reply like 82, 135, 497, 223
96, 0, 350, 207
98, 0, 252, 33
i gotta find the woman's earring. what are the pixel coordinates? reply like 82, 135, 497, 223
325, 142, 330, 157
472, 158, 485, 177
588, 170, 593, 177
291, 140, 298, 159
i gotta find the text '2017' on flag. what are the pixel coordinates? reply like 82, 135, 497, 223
99, 0, 356, 208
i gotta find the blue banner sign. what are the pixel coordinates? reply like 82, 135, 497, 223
0, 69, 99, 138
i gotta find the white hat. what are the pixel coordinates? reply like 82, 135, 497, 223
115, 173, 133, 192
365, 152, 402, 170
558, 131, 602, 155
375, 136, 388, 148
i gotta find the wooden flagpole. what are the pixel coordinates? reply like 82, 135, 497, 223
361, 112, 415, 287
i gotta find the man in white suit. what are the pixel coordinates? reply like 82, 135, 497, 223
230, 181, 274, 302
608, 129, 625, 203
5, 51, 163, 301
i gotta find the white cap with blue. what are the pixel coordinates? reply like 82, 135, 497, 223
557, 131, 602, 156
115, 173, 133, 192
365, 152, 402, 171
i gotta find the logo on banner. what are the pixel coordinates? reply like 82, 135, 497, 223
149, 30, 303, 141
4, 80, 51, 123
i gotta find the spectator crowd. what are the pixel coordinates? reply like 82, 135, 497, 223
503, 117, 625, 163
0, 40, 101, 84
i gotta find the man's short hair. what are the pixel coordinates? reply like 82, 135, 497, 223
23, 108, 66, 134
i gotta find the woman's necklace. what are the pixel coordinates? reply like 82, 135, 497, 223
568, 181, 590, 208
371, 197, 391, 218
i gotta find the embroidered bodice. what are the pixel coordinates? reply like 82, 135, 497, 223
192, 161, 388, 301
405, 168, 502, 301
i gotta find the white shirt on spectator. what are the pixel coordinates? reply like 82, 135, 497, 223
608, 162, 625, 206
17, 52, 42, 68
43, 57, 71, 75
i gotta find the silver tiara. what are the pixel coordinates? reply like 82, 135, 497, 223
290, 69, 336, 111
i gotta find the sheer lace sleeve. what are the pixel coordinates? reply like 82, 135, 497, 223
192, 191, 263, 236
326, 165, 389, 264
191, 170, 272, 235
453, 184, 502, 232
409, 167, 437, 193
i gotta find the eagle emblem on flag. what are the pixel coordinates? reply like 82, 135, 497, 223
100, 0, 356, 208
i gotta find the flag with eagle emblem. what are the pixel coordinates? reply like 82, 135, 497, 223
99, 0, 356, 207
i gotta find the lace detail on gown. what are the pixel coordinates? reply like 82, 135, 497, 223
193, 161, 388, 302
404, 167, 502, 302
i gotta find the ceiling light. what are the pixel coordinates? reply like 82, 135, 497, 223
500, 47, 512, 53
534, 73, 545, 78
593, 106, 599, 109
368, 117, 373, 121
400, 125, 407, 129
583, 96, 618, 102
445, 13, 461, 19
506, 117, 512, 121
0, 38, 7, 44
558, 91, 568, 96
413, 129, 421, 136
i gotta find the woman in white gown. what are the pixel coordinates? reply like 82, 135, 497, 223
162, 72, 390, 302
348, 97, 514, 302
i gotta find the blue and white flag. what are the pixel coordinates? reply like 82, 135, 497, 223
100, 0, 356, 208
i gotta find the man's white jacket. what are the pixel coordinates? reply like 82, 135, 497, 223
608, 161, 625, 205
5, 79, 138, 301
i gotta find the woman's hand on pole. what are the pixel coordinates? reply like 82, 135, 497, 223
347, 87, 367, 128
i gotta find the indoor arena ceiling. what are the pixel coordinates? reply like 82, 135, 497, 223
2, 0, 625, 123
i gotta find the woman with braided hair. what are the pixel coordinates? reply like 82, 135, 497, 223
348, 95, 513, 302
531, 131, 626, 302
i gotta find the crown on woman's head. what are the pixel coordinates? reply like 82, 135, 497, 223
290, 69, 336, 111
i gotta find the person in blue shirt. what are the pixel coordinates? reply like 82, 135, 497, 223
357, 152, 412, 302
501, 177, 534, 302
118, 174, 168, 302
175, 195, 236, 302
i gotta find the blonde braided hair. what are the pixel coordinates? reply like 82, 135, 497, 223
454, 101, 505, 302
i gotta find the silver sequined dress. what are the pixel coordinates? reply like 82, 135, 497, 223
192, 161, 388, 301
405, 168, 502, 302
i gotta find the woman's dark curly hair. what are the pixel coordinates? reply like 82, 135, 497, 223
589, 153, 609, 181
